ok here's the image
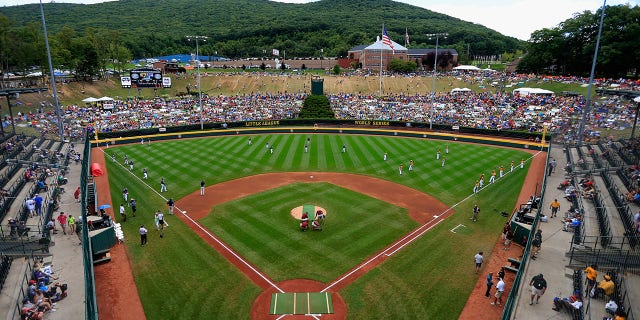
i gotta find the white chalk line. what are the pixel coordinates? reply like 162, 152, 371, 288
451, 224, 466, 233
98, 147, 285, 293
322, 151, 544, 291
99, 147, 545, 308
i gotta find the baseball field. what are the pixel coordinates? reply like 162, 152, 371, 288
95, 131, 535, 319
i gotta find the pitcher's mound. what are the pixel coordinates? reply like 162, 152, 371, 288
290, 205, 327, 220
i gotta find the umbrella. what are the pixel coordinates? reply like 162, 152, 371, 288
82, 97, 99, 103
98, 204, 111, 210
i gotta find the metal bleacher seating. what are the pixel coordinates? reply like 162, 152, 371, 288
0, 255, 13, 292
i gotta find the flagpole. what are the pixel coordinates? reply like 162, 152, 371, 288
379, 48, 383, 97
380, 24, 383, 97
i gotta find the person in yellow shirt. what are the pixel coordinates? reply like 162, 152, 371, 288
584, 264, 597, 293
550, 199, 561, 218
597, 275, 615, 298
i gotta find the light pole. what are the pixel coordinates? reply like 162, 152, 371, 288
39, 0, 64, 141
426, 33, 448, 129
577, 0, 606, 146
187, 35, 208, 130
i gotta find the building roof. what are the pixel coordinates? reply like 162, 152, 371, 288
348, 44, 458, 56
364, 38, 408, 51
349, 44, 369, 52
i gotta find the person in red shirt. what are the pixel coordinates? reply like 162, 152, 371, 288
74, 187, 81, 203
57, 212, 68, 235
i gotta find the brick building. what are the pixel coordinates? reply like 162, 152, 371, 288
347, 38, 458, 71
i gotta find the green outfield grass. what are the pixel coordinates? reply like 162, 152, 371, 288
102, 133, 532, 319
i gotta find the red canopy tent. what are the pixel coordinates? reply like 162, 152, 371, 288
91, 163, 104, 177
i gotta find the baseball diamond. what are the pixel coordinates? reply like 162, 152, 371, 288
89, 129, 544, 319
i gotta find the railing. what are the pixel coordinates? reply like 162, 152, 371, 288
617, 276, 636, 320
576, 146, 589, 170
588, 145, 603, 169
608, 141, 638, 166
593, 192, 613, 247
571, 179, 587, 245
0, 255, 13, 291
600, 171, 638, 249
81, 134, 99, 320
568, 237, 640, 272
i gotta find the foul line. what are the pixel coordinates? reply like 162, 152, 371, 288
325, 292, 330, 313
98, 147, 545, 313
97, 147, 285, 294
273, 293, 278, 314
450, 224, 466, 233
322, 151, 544, 292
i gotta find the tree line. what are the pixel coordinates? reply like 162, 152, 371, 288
0, 0, 524, 77
517, 4, 640, 78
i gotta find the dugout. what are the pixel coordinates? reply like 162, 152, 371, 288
89, 226, 115, 264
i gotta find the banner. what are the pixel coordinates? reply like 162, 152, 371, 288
120, 76, 131, 88
272, 49, 280, 56
162, 77, 172, 88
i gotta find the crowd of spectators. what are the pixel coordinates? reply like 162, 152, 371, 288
5, 72, 638, 144
20, 261, 68, 320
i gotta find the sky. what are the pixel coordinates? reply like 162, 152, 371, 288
1, 0, 638, 40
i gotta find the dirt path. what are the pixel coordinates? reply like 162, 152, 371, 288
458, 149, 547, 319
91, 147, 147, 320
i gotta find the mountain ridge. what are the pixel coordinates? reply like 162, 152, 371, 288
0, 0, 524, 59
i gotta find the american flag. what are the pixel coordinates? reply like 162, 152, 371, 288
382, 25, 394, 51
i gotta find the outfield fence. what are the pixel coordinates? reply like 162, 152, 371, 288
93, 125, 550, 152
94, 119, 549, 142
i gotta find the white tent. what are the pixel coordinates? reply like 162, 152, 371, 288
513, 87, 554, 96
82, 97, 99, 103
98, 96, 115, 101
451, 87, 472, 93
453, 65, 481, 71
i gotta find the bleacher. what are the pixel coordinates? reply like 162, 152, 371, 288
0, 255, 12, 292
572, 269, 584, 320
0, 136, 70, 257
563, 142, 640, 319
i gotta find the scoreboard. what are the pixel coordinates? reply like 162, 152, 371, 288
121, 68, 170, 88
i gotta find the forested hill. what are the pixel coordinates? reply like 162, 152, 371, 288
0, 0, 524, 59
